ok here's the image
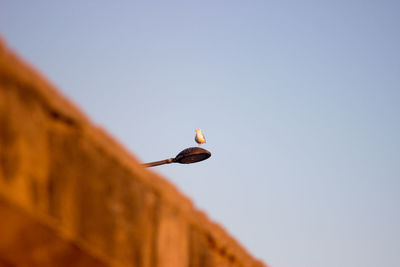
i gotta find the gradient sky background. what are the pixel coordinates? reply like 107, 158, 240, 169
1, 1, 400, 267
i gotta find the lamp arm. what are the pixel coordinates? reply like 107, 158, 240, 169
142, 158, 174, 167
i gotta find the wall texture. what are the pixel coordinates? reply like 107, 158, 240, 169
0, 38, 267, 267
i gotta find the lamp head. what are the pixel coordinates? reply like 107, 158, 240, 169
174, 147, 211, 164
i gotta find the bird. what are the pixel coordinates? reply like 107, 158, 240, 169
194, 129, 206, 146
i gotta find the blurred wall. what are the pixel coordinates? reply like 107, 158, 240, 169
0, 38, 266, 267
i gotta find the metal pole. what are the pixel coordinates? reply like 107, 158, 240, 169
142, 158, 174, 167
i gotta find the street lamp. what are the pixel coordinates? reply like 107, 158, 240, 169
143, 147, 212, 167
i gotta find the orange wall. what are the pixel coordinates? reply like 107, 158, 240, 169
0, 38, 266, 267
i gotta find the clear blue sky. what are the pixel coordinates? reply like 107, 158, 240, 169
1, 1, 399, 266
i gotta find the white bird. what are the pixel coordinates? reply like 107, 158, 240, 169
195, 129, 206, 146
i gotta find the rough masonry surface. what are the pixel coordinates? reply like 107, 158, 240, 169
0, 38, 267, 267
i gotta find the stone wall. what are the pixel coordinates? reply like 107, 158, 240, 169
0, 38, 266, 267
